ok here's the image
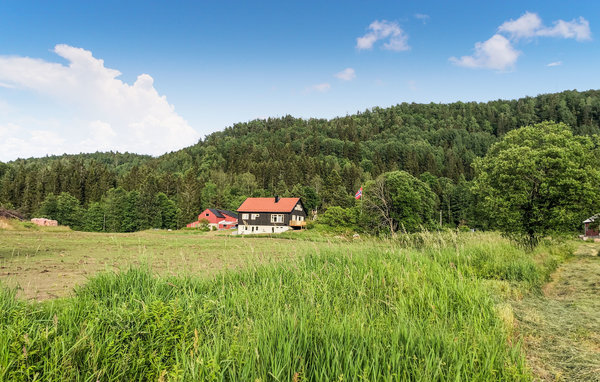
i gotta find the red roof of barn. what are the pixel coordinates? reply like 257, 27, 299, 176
237, 197, 301, 213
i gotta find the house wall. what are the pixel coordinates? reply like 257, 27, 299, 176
585, 223, 599, 237
238, 212, 292, 227
237, 225, 291, 235
198, 209, 220, 224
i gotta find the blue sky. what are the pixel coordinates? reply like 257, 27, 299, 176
0, 0, 598, 160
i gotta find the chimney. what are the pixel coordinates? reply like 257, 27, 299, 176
275, 195, 280, 203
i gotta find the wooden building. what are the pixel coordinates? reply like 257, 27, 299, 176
187, 208, 238, 230
583, 214, 599, 237
237, 196, 307, 234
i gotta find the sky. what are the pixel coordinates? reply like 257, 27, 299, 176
0, 0, 598, 161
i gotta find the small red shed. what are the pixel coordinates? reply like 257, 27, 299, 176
583, 215, 599, 237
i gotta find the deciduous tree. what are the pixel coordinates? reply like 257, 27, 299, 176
472, 121, 600, 246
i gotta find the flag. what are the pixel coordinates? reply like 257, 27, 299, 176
355, 187, 362, 199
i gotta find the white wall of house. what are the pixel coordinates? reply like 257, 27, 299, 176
237, 225, 290, 235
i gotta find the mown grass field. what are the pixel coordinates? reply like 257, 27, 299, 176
0, 220, 586, 381
512, 243, 600, 381
0, 223, 355, 300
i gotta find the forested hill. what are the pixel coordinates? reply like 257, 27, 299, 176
4, 152, 153, 174
1, 89, 600, 230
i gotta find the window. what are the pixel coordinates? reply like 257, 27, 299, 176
295, 204, 303, 211
271, 214, 284, 223
242, 213, 249, 220
205, 213, 210, 217
251, 213, 260, 220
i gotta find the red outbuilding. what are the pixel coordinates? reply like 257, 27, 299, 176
583, 214, 599, 237
187, 208, 238, 229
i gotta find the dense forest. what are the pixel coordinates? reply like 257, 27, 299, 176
1, 89, 600, 232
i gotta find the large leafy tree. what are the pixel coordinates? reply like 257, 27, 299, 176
55, 192, 83, 229
363, 170, 437, 235
472, 121, 600, 246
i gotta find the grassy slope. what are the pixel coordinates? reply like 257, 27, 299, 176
0, 225, 574, 381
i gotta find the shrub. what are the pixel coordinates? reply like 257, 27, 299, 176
318, 206, 358, 228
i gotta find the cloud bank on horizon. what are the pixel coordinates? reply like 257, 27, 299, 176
451, 12, 591, 71
0, 44, 200, 161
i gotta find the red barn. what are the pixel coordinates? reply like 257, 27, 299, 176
187, 208, 238, 230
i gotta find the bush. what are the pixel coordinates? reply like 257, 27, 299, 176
318, 206, 358, 228
21, 222, 38, 229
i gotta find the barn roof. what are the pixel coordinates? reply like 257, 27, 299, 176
208, 209, 238, 219
584, 214, 599, 224
237, 197, 301, 213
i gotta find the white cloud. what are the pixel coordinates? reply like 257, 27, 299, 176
499, 12, 591, 41
356, 20, 409, 51
0, 123, 20, 139
308, 83, 331, 93
334, 68, 356, 81
78, 120, 118, 152
414, 14, 430, 24
453, 12, 591, 71
537, 17, 591, 41
498, 11, 543, 39
0, 44, 200, 160
546, 61, 562, 67
450, 34, 520, 71
0, 124, 71, 160
30, 129, 65, 147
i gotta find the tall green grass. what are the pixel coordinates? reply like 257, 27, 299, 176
0, 233, 572, 381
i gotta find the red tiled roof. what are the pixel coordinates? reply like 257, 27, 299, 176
237, 197, 300, 213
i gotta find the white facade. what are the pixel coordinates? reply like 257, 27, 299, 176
237, 225, 291, 235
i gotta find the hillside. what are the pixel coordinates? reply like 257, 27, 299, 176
1, 89, 600, 227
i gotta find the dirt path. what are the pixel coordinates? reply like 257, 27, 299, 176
512, 243, 600, 381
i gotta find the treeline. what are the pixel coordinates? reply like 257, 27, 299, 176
36, 190, 178, 232
1, 89, 599, 231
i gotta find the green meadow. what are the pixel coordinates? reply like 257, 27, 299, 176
0, 223, 586, 381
